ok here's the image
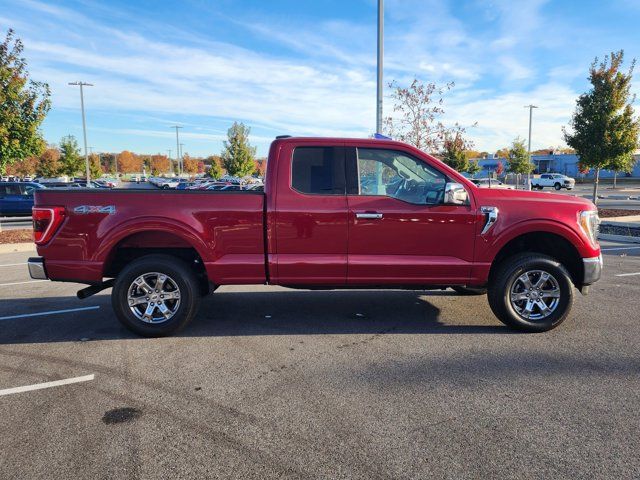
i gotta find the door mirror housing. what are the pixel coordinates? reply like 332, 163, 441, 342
443, 182, 469, 205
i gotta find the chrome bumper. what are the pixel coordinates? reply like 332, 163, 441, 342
27, 257, 48, 280
583, 255, 603, 286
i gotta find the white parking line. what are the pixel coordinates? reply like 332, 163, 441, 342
0, 263, 26, 267
615, 272, 640, 277
0, 374, 95, 397
602, 246, 640, 251
0, 306, 100, 321
0, 280, 48, 287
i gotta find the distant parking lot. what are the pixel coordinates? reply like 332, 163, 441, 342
1, 241, 639, 478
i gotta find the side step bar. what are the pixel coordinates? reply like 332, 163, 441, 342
77, 279, 115, 300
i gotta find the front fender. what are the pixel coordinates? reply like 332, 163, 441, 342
478, 218, 591, 263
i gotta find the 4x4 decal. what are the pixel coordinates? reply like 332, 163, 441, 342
73, 205, 116, 215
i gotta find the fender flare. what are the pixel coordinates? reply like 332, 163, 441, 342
94, 216, 211, 268
484, 219, 587, 261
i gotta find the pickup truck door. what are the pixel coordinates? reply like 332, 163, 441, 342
272, 144, 348, 285
345, 146, 477, 285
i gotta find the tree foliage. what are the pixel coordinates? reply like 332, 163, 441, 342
0, 29, 51, 174
384, 78, 474, 153
88, 152, 102, 179
183, 154, 199, 174
507, 138, 533, 175
440, 129, 473, 172
564, 50, 640, 202
495, 161, 505, 176
150, 154, 170, 175
117, 150, 142, 173
466, 159, 481, 176
35, 147, 60, 177
221, 122, 256, 177
58, 135, 83, 177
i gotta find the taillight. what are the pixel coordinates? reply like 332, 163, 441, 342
32, 206, 66, 245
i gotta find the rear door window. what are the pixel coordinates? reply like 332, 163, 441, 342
291, 147, 346, 195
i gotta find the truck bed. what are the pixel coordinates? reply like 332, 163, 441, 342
34, 188, 267, 285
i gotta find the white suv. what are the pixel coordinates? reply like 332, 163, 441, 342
531, 173, 575, 191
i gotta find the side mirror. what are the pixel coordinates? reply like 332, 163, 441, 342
444, 182, 469, 205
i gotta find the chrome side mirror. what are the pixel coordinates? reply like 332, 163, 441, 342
443, 182, 469, 205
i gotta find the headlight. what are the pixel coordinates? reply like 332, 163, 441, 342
578, 210, 600, 248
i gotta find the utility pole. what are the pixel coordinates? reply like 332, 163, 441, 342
166, 150, 172, 175
376, 0, 384, 135
171, 126, 182, 176
69, 81, 93, 186
524, 104, 538, 191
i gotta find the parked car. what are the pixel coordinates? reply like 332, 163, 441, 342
531, 173, 575, 191
29, 136, 601, 337
470, 178, 513, 189
0, 182, 45, 216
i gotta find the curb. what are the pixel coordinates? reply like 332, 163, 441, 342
598, 234, 640, 244
0, 242, 36, 254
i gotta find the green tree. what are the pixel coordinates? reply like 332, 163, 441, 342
564, 50, 640, 203
0, 29, 51, 175
88, 153, 102, 179
208, 161, 223, 179
221, 122, 256, 177
58, 135, 83, 177
440, 130, 471, 172
466, 160, 481, 176
507, 137, 533, 188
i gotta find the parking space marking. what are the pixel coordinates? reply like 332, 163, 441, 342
0, 280, 48, 287
0, 374, 95, 397
0, 306, 101, 321
615, 272, 640, 277
602, 246, 640, 251
0, 263, 26, 267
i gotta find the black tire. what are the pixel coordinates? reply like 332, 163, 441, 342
554, 183, 562, 190
487, 253, 574, 332
111, 254, 201, 337
452, 286, 487, 295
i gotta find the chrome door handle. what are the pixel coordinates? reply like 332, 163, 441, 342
356, 212, 383, 219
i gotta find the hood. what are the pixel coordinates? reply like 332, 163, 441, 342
473, 187, 596, 211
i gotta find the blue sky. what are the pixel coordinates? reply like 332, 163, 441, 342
1, 0, 639, 157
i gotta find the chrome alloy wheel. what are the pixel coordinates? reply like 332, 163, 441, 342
127, 272, 181, 324
509, 269, 561, 321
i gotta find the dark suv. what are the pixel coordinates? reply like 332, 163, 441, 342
0, 182, 45, 216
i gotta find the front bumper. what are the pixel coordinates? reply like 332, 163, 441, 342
583, 254, 603, 285
27, 257, 48, 280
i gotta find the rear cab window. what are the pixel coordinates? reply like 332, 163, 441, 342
291, 147, 346, 195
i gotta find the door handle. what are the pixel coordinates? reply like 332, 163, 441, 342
355, 212, 383, 219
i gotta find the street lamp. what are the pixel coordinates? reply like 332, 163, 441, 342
171, 126, 183, 176
524, 104, 538, 191
69, 81, 93, 187
376, 0, 384, 135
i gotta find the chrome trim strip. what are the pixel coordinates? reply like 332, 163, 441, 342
480, 206, 499, 235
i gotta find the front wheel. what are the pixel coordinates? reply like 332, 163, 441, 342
111, 254, 201, 337
487, 253, 573, 332
554, 183, 562, 190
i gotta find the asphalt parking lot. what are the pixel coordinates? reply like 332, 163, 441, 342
1, 242, 639, 479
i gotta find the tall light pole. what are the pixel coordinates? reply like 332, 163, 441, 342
171, 126, 182, 176
524, 104, 538, 191
69, 81, 93, 186
166, 150, 172, 175
376, 0, 384, 135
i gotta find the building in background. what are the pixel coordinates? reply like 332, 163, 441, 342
474, 153, 640, 179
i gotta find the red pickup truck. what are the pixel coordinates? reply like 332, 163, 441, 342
28, 137, 602, 336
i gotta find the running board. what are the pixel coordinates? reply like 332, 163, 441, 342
77, 279, 115, 299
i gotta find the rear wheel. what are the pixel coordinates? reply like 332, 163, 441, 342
112, 254, 201, 337
554, 182, 562, 190
488, 253, 573, 332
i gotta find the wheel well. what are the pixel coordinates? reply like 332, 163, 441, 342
489, 232, 583, 286
104, 231, 210, 294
